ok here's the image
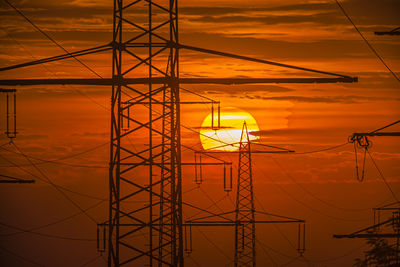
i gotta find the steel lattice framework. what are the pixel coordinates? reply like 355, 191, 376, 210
108, 0, 183, 266
235, 122, 256, 267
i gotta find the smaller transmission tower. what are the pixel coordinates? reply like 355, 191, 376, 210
235, 122, 256, 266
188, 122, 306, 266
334, 202, 400, 265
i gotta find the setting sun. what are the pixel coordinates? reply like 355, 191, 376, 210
200, 107, 260, 151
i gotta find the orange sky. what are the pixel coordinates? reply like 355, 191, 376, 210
0, 0, 399, 266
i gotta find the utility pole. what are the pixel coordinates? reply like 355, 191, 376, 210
0, 1, 357, 266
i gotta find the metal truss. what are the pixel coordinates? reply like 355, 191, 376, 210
107, 0, 183, 266
188, 123, 305, 266
235, 122, 256, 267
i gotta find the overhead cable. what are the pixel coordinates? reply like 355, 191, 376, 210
335, 0, 400, 83
4, 0, 103, 79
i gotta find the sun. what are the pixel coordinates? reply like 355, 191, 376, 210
200, 107, 260, 151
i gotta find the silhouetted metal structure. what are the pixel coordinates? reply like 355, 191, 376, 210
334, 202, 400, 265
0, 88, 17, 139
349, 120, 400, 181
0, 174, 35, 184
192, 123, 305, 266
235, 122, 256, 266
338, 121, 400, 264
375, 27, 400, 36
0, 1, 358, 266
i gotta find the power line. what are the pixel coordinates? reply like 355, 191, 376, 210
10, 141, 99, 223
293, 142, 349, 155
186, 191, 228, 221
252, 195, 297, 250
270, 156, 370, 212
371, 120, 400, 133
0, 25, 109, 111
229, 193, 300, 262
185, 254, 202, 267
4, 0, 103, 79
300, 243, 366, 263
79, 254, 104, 267
0, 244, 44, 266
0, 141, 108, 168
255, 238, 297, 261
254, 238, 278, 266
251, 163, 365, 222
195, 228, 231, 262
0, 153, 106, 201
367, 149, 399, 202
1, 200, 105, 237
280, 255, 302, 267
334, 0, 400, 83
0, 221, 95, 241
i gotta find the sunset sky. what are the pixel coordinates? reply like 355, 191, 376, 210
0, 0, 399, 266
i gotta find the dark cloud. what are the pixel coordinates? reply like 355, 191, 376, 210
71, 131, 108, 137
14, 134, 48, 140
250, 94, 390, 103
187, 12, 344, 26
179, 3, 333, 16
192, 126, 234, 130
181, 84, 294, 94
181, 0, 400, 25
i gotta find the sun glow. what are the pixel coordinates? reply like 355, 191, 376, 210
200, 108, 260, 151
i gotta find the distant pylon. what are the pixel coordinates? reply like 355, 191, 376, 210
235, 122, 256, 267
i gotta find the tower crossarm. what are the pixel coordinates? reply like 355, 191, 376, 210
176, 43, 355, 79
333, 217, 399, 239
0, 77, 357, 86
0, 44, 112, 72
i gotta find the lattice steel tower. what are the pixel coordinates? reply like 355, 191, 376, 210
235, 122, 255, 267
108, 0, 182, 266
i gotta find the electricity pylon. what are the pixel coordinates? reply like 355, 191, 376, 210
235, 122, 256, 266
336, 121, 400, 264
0, 1, 357, 266
334, 202, 400, 265
107, 1, 183, 266
190, 122, 306, 266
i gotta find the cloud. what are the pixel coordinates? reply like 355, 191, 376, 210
16, 134, 48, 140
187, 12, 343, 26
181, 84, 294, 95
250, 94, 391, 103
71, 131, 108, 137
181, 0, 400, 25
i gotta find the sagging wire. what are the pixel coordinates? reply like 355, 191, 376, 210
348, 134, 371, 182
